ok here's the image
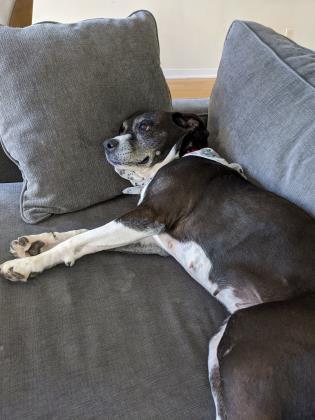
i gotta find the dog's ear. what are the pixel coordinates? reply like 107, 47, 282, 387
172, 112, 209, 156
172, 112, 202, 130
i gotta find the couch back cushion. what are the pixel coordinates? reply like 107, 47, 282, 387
208, 20, 315, 217
0, 11, 171, 223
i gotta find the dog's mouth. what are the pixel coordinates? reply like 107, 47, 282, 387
138, 156, 150, 165
106, 154, 150, 167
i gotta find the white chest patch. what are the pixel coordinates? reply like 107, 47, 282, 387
115, 145, 179, 195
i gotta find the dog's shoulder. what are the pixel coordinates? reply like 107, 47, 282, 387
139, 155, 246, 211
148, 155, 245, 194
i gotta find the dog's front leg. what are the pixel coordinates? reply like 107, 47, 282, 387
9, 230, 88, 257
10, 231, 167, 258
0, 207, 164, 282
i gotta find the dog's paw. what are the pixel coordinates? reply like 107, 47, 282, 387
0, 258, 37, 282
10, 236, 46, 258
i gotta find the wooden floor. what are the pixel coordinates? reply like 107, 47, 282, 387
167, 78, 215, 99
9, 0, 33, 27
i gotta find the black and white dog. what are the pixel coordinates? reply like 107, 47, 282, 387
1, 112, 315, 419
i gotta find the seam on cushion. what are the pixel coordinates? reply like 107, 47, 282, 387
129, 10, 160, 53
20, 186, 52, 224
234, 20, 315, 91
21, 207, 51, 224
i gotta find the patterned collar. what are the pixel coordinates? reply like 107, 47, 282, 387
116, 147, 245, 195
184, 147, 245, 177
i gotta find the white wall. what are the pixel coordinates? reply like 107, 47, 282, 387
33, 0, 315, 78
0, 0, 15, 25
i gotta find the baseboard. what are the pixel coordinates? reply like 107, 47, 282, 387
163, 68, 217, 79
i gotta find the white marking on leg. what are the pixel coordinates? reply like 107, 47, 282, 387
208, 321, 229, 420
154, 235, 262, 314
154, 234, 218, 295
216, 287, 262, 314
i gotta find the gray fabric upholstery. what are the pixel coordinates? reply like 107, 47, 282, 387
208, 21, 315, 217
0, 182, 227, 419
0, 11, 171, 224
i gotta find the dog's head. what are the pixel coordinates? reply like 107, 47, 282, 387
103, 111, 209, 172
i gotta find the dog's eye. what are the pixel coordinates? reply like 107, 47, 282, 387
139, 122, 151, 132
119, 124, 126, 134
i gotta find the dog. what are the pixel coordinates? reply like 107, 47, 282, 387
1, 111, 315, 419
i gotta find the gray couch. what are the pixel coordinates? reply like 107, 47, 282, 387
1, 19, 314, 419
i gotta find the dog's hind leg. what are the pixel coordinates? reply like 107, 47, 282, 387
1, 206, 165, 282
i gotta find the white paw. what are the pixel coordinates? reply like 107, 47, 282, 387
10, 235, 47, 258
0, 257, 39, 282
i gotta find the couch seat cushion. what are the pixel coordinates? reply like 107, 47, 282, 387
0, 183, 226, 419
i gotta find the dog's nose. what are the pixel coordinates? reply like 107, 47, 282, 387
103, 138, 119, 151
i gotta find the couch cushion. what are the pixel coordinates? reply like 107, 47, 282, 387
208, 21, 315, 217
0, 11, 171, 224
0, 183, 226, 419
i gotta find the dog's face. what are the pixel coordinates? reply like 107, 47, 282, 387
103, 111, 208, 170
